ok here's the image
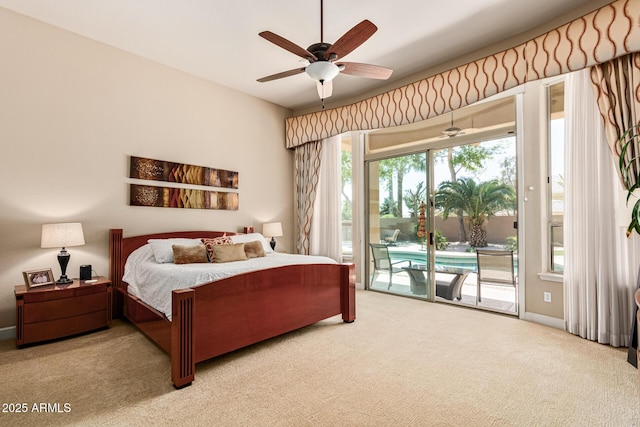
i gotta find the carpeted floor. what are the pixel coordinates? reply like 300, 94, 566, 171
0, 290, 638, 426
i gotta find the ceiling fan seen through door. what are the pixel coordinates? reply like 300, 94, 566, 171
257, 0, 392, 106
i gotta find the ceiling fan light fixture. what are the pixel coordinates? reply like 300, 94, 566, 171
443, 126, 462, 137
305, 61, 340, 83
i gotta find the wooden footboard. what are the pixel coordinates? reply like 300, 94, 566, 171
109, 228, 355, 388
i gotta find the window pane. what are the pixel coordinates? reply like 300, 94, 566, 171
367, 152, 430, 298
341, 138, 353, 257
549, 82, 564, 273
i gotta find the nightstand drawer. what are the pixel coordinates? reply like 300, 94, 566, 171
15, 277, 112, 347
22, 292, 107, 323
20, 282, 107, 303
22, 310, 108, 344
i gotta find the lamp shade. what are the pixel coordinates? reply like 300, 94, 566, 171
41, 223, 85, 248
262, 222, 283, 238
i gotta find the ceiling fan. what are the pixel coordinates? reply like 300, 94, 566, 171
441, 112, 465, 138
257, 0, 393, 105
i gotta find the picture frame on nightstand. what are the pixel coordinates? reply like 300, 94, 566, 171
23, 268, 54, 289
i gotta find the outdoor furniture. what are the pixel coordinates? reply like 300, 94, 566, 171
401, 264, 430, 296
436, 267, 472, 300
383, 229, 400, 246
370, 243, 411, 289
402, 264, 471, 300
476, 249, 516, 302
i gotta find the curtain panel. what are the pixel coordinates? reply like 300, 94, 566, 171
590, 53, 640, 190
286, 0, 640, 149
564, 68, 639, 347
309, 136, 343, 261
294, 141, 323, 255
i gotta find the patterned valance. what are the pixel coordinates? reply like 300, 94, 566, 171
286, 0, 640, 148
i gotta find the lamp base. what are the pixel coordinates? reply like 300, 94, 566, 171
56, 276, 73, 285
270, 237, 276, 250
57, 249, 72, 285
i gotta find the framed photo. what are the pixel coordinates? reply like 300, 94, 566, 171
23, 268, 55, 289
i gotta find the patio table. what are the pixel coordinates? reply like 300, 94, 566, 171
403, 264, 473, 300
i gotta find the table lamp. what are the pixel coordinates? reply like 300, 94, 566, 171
262, 222, 283, 250
41, 222, 85, 284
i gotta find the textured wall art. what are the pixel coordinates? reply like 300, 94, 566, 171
130, 184, 239, 210
129, 156, 239, 210
130, 156, 238, 189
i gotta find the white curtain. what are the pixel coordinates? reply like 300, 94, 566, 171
310, 135, 342, 261
564, 68, 640, 347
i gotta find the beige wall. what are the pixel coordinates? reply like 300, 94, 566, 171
0, 9, 292, 328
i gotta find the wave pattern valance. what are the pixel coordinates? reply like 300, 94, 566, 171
286, 0, 640, 149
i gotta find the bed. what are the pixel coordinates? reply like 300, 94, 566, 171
109, 229, 355, 388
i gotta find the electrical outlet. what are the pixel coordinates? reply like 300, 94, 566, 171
543, 292, 552, 303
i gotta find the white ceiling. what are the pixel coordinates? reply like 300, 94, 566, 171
0, 0, 599, 111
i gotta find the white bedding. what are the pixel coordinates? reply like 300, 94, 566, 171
122, 243, 337, 320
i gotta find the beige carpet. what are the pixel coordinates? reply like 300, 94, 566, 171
0, 290, 638, 426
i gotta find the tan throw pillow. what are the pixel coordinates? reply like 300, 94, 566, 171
212, 243, 248, 263
202, 235, 233, 261
244, 240, 266, 259
172, 244, 209, 264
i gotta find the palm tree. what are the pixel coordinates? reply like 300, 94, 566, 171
435, 178, 516, 247
435, 143, 504, 242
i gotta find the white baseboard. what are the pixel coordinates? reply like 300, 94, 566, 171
0, 326, 16, 340
522, 311, 565, 330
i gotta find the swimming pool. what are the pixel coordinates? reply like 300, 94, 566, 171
388, 247, 518, 271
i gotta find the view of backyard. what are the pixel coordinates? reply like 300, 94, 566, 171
338, 86, 565, 315
362, 136, 521, 314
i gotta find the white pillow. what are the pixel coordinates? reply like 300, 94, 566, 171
230, 233, 274, 253
147, 238, 204, 263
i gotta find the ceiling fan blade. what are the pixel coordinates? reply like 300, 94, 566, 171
257, 67, 306, 83
327, 20, 377, 60
317, 80, 333, 99
259, 31, 318, 61
339, 62, 393, 80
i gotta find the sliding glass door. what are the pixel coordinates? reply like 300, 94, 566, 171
366, 136, 519, 315
367, 152, 433, 299
431, 137, 518, 314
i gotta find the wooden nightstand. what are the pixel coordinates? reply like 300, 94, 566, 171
15, 276, 112, 347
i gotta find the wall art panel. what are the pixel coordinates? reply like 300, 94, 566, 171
130, 156, 238, 189
130, 184, 238, 210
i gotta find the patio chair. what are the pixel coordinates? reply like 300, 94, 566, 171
370, 243, 412, 289
476, 249, 516, 302
383, 229, 400, 246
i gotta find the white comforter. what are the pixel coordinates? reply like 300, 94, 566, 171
122, 244, 337, 320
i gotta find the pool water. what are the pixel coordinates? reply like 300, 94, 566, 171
388, 248, 518, 271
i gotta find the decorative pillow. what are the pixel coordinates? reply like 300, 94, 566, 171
172, 244, 208, 264
243, 240, 266, 259
212, 243, 248, 263
202, 235, 233, 261
147, 238, 203, 263
230, 233, 274, 254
